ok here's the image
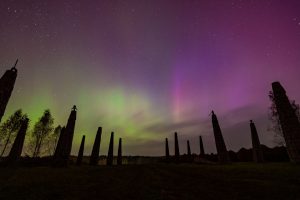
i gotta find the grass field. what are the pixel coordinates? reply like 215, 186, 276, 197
0, 163, 299, 200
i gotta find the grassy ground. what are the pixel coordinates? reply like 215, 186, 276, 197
0, 163, 299, 200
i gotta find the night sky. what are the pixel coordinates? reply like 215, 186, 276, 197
1, 0, 300, 156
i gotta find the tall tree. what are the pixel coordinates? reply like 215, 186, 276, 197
30, 109, 54, 157
0, 109, 27, 157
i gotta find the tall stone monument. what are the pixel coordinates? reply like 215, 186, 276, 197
63, 105, 77, 160
6, 117, 29, 163
250, 120, 264, 162
0, 59, 18, 122
211, 111, 230, 163
187, 140, 191, 157
165, 138, 170, 160
54, 126, 66, 158
272, 82, 300, 163
174, 132, 180, 161
107, 132, 114, 166
199, 136, 205, 156
53, 106, 77, 166
90, 127, 102, 165
76, 135, 85, 166
117, 138, 122, 165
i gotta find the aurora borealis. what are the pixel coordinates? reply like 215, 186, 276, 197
1, 0, 300, 156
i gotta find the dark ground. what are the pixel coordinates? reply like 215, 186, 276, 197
0, 163, 299, 200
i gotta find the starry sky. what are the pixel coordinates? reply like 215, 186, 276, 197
1, 0, 300, 156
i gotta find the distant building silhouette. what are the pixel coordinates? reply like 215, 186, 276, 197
6, 117, 29, 163
117, 138, 122, 165
165, 138, 170, 161
211, 111, 230, 163
107, 132, 114, 166
272, 82, 300, 163
187, 140, 191, 157
76, 135, 85, 166
174, 132, 180, 161
199, 136, 205, 156
0, 59, 18, 122
90, 127, 102, 165
250, 120, 264, 163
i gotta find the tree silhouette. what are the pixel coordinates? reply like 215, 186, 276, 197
0, 109, 27, 157
29, 109, 54, 157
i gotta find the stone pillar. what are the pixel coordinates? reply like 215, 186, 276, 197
53, 106, 77, 166
199, 136, 205, 156
6, 117, 29, 163
174, 132, 180, 161
250, 120, 264, 163
76, 135, 85, 166
165, 138, 169, 160
272, 82, 300, 163
187, 140, 191, 156
90, 127, 102, 165
63, 105, 77, 161
117, 138, 122, 165
0, 60, 18, 122
107, 132, 114, 166
211, 111, 230, 163
54, 126, 66, 158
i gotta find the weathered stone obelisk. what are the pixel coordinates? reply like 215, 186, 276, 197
272, 82, 300, 163
199, 136, 205, 156
174, 132, 180, 161
90, 127, 102, 165
6, 117, 29, 163
53, 106, 77, 166
117, 138, 122, 165
0, 59, 18, 123
107, 132, 114, 166
250, 120, 264, 163
187, 140, 191, 157
54, 126, 66, 158
211, 111, 230, 163
76, 135, 85, 166
63, 105, 77, 160
165, 138, 170, 160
